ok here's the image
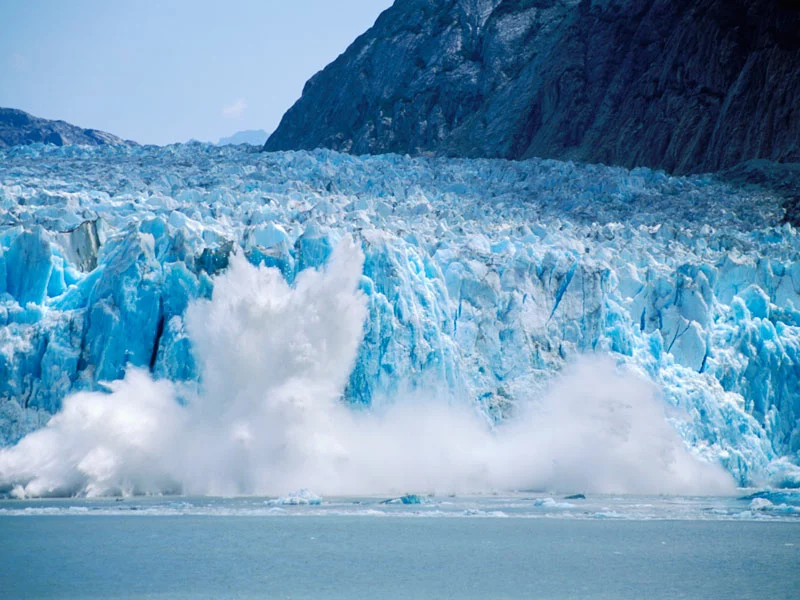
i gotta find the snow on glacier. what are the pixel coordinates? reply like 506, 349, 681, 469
0, 142, 798, 495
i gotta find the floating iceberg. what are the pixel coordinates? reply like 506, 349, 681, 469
267, 489, 322, 506
381, 494, 428, 505
0, 143, 797, 494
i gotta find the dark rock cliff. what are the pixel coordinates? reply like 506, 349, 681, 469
265, 0, 800, 174
0, 107, 132, 149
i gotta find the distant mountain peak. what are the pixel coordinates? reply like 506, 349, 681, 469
0, 107, 134, 149
217, 129, 269, 146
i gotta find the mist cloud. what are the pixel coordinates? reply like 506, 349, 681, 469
0, 239, 735, 498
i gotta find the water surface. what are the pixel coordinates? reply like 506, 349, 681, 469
1, 494, 798, 599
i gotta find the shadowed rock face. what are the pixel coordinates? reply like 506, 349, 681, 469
0, 107, 132, 149
265, 0, 800, 174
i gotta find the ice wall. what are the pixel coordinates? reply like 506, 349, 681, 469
0, 143, 798, 487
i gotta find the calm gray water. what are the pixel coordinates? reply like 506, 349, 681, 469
1, 495, 799, 599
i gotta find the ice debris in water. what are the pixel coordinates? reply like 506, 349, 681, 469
381, 494, 428, 505
748, 497, 800, 515
267, 489, 322, 506
533, 498, 575, 509
749, 497, 775, 511
0, 143, 798, 490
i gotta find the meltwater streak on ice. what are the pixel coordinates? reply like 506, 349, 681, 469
0, 239, 734, 498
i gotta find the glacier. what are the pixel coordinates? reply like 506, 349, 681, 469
0, 142, 798, 494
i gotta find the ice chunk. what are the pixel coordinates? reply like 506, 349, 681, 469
267, 489, 322, 506
381, 494, 428, 505
738, 285, 770, 319
4, 227, 52, 305
59, 219, 102, 272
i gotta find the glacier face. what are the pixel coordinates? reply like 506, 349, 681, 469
0, 143, 798, 488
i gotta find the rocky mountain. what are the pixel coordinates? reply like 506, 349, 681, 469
0, 107, 131, 149
265, 0, 800, 175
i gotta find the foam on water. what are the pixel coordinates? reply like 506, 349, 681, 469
0, 239, 733, 498
2, 491, 797, 521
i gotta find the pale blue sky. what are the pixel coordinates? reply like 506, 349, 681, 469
0, 0, 392, 144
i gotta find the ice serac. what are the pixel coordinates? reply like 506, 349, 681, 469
265, 0, 800, 175
0, 143, 798, 487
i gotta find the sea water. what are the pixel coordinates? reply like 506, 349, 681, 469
1, 494, 798, 599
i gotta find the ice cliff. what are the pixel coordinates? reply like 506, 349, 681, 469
265, 0, 800, 175
0, 143, 798, 488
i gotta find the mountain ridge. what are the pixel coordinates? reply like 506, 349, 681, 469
217, 129, 269, 146
0, 107, 133, 149
265, 0, 800, 175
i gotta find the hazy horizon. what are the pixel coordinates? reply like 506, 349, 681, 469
0, 0, 392, 145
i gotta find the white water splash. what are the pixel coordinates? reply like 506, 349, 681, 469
0, 238, 734, 498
